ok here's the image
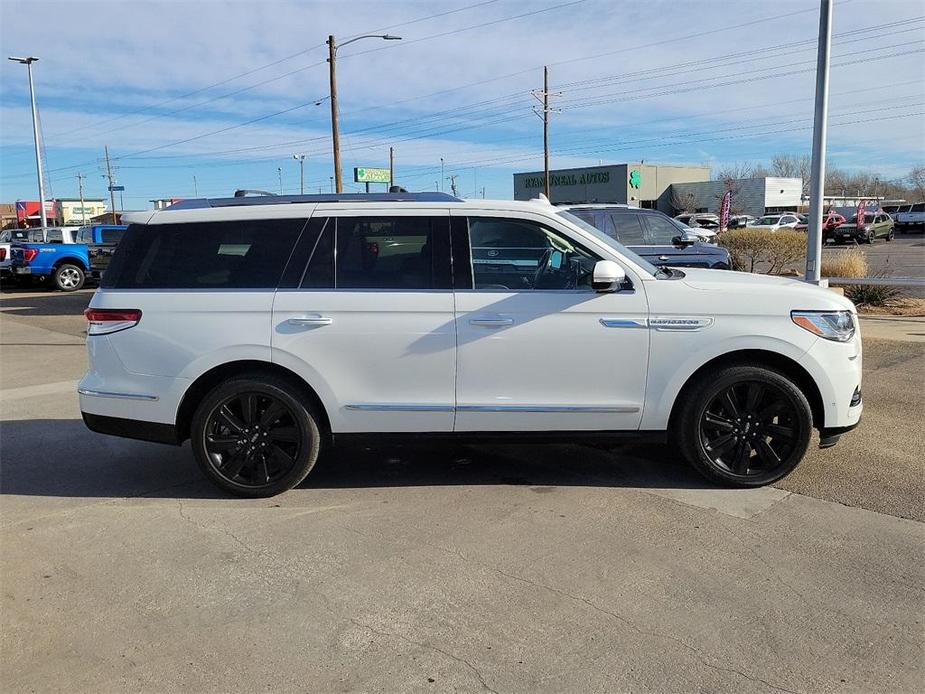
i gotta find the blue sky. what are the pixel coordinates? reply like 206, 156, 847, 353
1, 0, 923, 209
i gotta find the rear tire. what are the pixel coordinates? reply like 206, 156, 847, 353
673, 364, 813, 487
53, 263, 85, 292
190, 373, 322, 497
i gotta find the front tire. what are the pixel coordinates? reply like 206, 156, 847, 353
191, 373, 322, 497
53, 263, 85, 291
674, 365, 813, 487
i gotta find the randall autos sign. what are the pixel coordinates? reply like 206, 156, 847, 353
522, 169, 611, 189
354, 167, 391, 183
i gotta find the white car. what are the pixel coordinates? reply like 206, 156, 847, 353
747, 214, 802, 231
79, 192, 862, 497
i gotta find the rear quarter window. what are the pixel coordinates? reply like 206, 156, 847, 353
102, 219, 306, 289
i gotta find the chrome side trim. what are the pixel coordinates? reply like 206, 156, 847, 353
457, 404, 640, 414
344, 403, 454, 412
77, 388, 159, 402
600, 318, 648, 329
649, 317, 714, 331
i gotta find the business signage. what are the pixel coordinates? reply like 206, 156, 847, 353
354, 167, 390, 183
108, 185, 125, 192
629, 169, 641, 189
15, 200, 56, 224
522, 169, 611, 189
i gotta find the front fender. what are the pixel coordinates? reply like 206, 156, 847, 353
640, 330, 817, 430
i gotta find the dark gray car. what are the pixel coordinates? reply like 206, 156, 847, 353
559, 205, 731, 269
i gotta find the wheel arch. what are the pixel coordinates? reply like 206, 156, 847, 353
175, 359, 331, 443
667, 348, 824, 432
52, 256, 88, 271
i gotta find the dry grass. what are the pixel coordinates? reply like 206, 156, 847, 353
821, 248, 868, 278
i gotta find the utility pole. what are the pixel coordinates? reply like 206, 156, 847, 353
804, 0, 834, 285
532, 65, 561, 200
329, 176, 334, 193
193, 175, 199, 196
277, 167, 283, 194
293, 154, 305, 194
440, 158, 445, 192
8, 57, 47, 228
104, 145, 117, 223
327, 33, 402, 194
447, 175, 459, 197
389, 146, 395, 189
77, 173, 87, 225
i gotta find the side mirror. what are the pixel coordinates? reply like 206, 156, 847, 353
592, 260, 625, 292
673, 232, 697, 246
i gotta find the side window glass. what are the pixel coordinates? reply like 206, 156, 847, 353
642, 215, 680, 244
102, 229, 125, 244
46, 230, 63, 243
300, 219, 334, 289
76, 229, 90, 243
334, 216, 449, 290
468, 217, 598, 291
609, 214, 646, 245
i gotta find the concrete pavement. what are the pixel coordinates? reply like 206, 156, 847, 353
2, 293, 924, 693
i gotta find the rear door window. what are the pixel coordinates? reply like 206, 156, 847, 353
912, 203, 925, 212
607, 213, 646, 245
102, 219, 306, 289
642, 215, 681, 244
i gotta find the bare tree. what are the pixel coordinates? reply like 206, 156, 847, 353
669, 187, 696, 213
712, 161, 768, 181
908, 165, 925, 201
771, 153, 811, 194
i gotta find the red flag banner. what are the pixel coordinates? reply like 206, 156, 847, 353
856, 199, 867, 228
719, 191, 732, 231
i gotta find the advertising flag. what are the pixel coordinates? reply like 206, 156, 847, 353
856, 199, 867, 228
719, 190, 732, 231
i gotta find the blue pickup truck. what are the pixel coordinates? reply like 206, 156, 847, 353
10, 224, 127, 292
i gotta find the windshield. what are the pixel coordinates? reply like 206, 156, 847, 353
755, 216, 780, 225
556, 210, 658, 276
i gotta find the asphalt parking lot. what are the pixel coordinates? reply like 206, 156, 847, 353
2, 287, 924, 693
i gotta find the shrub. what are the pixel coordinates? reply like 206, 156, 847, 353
843, 275, 902, 307
718, 229, 806, 275
821, 248, 868, 278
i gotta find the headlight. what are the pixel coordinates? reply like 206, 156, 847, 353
791, 310, 856, 342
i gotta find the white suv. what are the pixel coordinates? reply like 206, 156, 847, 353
79, 192, 862, 497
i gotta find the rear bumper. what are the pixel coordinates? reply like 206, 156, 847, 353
82, 412, 180, 445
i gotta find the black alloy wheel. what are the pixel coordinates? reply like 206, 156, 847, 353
191, 374, 321, 497
675, 365, 812, 487
700, 381, 801, 478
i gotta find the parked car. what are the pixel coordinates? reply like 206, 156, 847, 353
79, 191, 862, 497
559, 204, 730, 269
895, 202, 925, 233
747, 214, 802, 231
75, 224, 128, 279
675, 213, 721, 231
727, 215, 757, 229
824, 211, 894, 244
10, 235, 91, 291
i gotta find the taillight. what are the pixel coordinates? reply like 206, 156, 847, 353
0, 248, 6, 261
22, 248, 38, 263
84, 308, 142, 335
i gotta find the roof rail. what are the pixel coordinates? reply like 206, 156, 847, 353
166, 191, 463, 210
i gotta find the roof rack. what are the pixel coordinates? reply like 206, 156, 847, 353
166, 191, 462, 210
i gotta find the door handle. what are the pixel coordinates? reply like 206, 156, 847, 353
469, 317, 514, 327
287, 315, 333, 327
658, 255, 670, 261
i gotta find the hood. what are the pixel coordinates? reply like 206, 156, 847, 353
679, 267, 856, 312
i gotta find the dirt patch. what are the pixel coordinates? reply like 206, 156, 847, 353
857, 297, 925, 316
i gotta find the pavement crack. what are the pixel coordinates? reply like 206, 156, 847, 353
175, 500, 254, 554
348, 617, 498, 694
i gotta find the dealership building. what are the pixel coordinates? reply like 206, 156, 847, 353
670, 177, 804, 216
513, 163, 711, 211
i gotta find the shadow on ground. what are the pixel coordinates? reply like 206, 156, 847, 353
0, 418, 708, 500
0, 287, 94, 317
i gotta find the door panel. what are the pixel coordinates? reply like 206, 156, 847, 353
453, 214, 649, 432
272, 213, 456, 433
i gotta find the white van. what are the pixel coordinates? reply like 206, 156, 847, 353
79, 192, 862, 497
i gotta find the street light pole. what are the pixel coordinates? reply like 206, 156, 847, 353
326, 33, 401, 193
8, 56, 47, 228
293, 154, 306, 194
804, 0, 834, 285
